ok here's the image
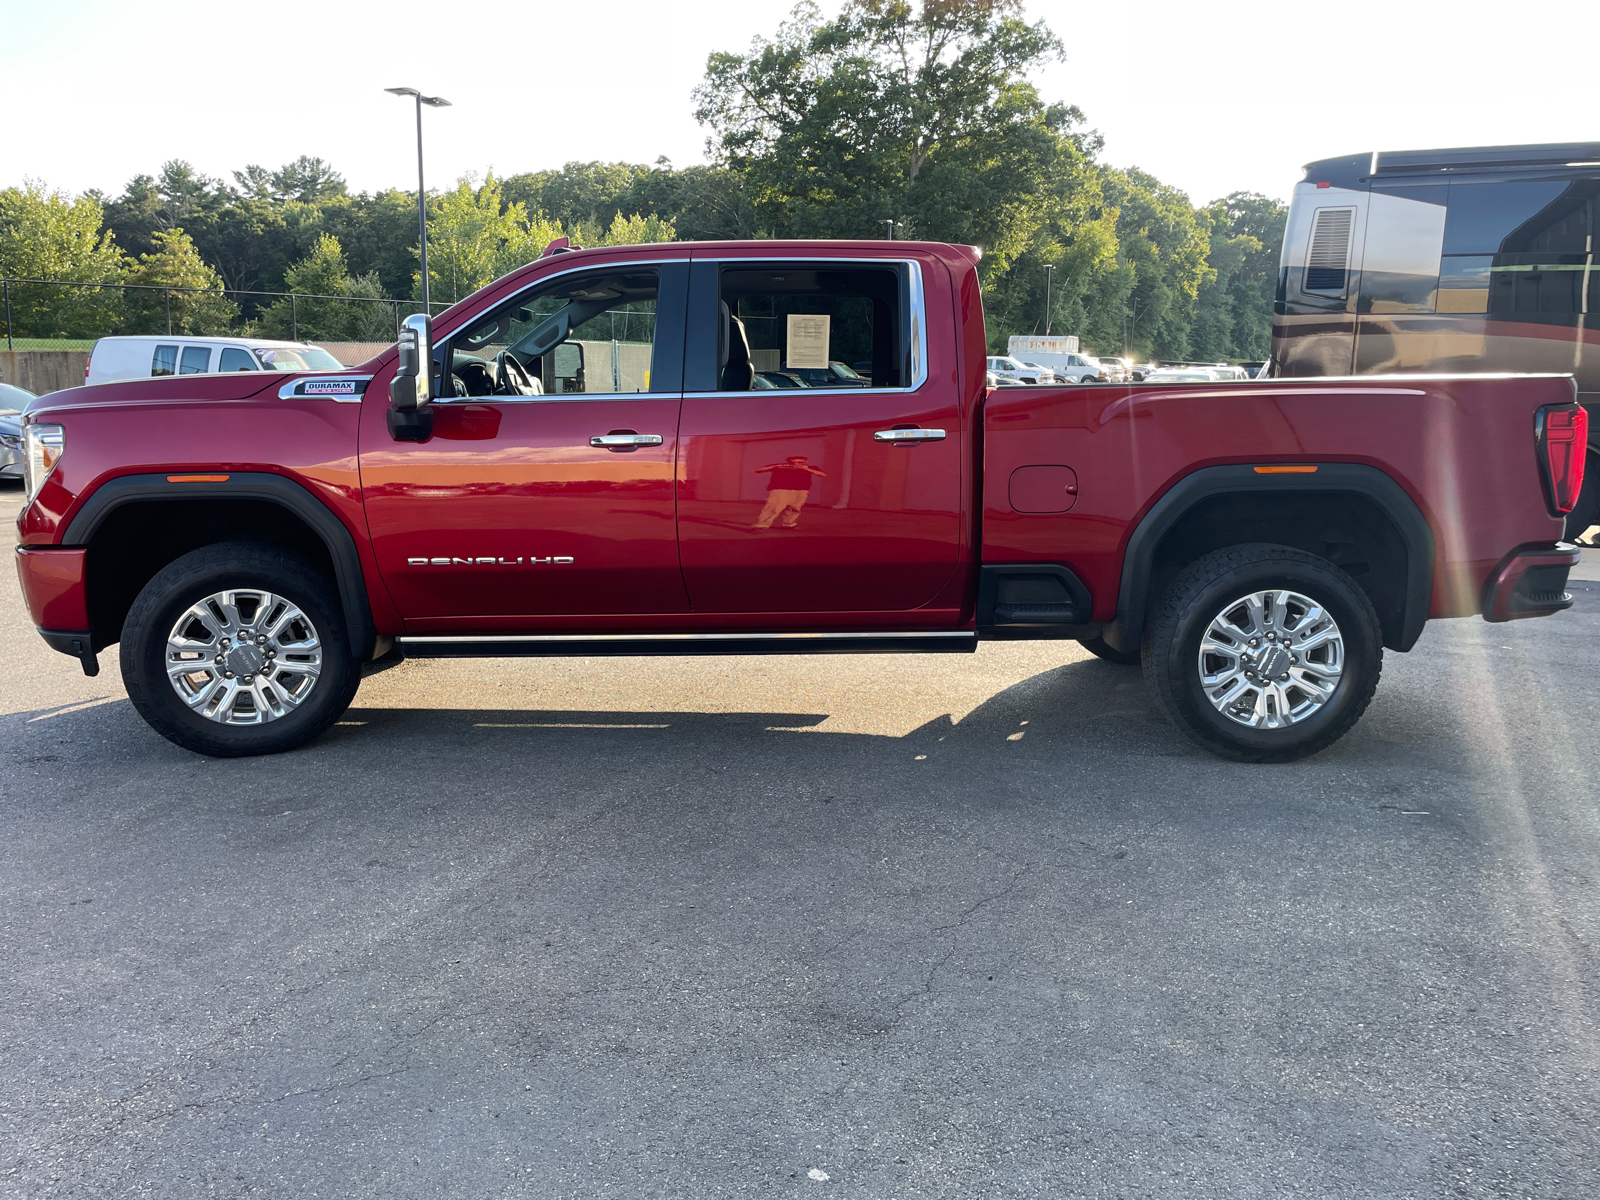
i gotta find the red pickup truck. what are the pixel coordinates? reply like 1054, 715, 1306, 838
12, 240, 1588, 762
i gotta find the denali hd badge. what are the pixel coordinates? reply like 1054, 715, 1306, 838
407, 556, 575, 565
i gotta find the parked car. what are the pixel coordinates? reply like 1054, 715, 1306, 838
1017, 360, 1061, 384
0, 382, 34, 480
986, 356, 1054, 385
784, 360, 869, 388
1094, 357, 1132, 383
1240, 361, 1268, 379
1052, 352, 1107, 383
754, 371, 810, 389
84, 336, 346, 386
1143, 368, 1225, 383
986, 371, 1026, 388
14, 238, 1585, 764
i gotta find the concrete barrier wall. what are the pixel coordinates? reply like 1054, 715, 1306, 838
0, 350, 89, 396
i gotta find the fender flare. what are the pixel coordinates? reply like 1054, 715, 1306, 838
1103, 463, 1435, 655
62, 472, 376, 659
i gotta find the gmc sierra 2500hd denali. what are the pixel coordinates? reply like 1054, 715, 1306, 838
13, 239, 1588, 761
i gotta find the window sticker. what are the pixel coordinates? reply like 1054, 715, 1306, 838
786, 314, 830, 369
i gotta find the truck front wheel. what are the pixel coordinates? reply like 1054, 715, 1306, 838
1143, 544, 1382, 762
121, 542, 361, 757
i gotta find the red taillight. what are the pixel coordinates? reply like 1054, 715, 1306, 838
1537, 404, 1588, 515
84, 355, 91, 380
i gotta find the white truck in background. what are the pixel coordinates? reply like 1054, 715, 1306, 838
1007, 335, 1106, 384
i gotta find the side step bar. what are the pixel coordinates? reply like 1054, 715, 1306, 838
398, 631, 978, 658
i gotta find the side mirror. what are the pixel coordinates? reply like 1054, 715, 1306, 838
553, 341, 583, 379
548, 341, 584, 394
388, 313, 434, 441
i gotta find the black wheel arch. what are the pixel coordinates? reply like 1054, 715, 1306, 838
1102, 463, 1435, 656
61, 472, 376, 659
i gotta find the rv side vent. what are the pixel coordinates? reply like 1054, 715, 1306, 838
1305, 207, 1355, 293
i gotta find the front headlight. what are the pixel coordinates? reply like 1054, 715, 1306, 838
23, 423, 64, 501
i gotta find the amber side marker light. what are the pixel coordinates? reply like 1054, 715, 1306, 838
167, 474, 231, 483
1253, 465, 1318, 474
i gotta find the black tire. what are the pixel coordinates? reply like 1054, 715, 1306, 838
1565, 450, 1600, 544
1077, 635, 1141, 666
120, 541, 361, 757
1143, 543, 1382, 763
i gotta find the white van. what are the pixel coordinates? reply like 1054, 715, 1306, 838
84, 336, 346, 386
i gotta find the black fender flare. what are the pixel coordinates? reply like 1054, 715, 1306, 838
1103, 463, 1435, 655
62, 471, 376, 659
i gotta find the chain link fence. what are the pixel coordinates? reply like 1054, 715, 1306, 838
1, 278, 453, 351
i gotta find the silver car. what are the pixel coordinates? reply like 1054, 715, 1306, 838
0, 382, 35, 481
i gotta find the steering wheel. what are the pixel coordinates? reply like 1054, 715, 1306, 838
496, 351, 538, 396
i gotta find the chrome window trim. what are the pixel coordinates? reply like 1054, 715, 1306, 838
429, 253, 931, 401
432, 392, 675, 406
688, 255, 928, 396
433, 257, 680, 405
277, 375, 374, 403
429, 257, 685, 344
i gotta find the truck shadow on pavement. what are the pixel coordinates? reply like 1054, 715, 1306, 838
6, 653, 1429, 788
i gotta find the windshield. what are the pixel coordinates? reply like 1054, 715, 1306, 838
830, 361, 864, 380
252, 346, 344, 372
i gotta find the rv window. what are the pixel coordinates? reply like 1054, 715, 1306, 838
1443, 181, 1584, 255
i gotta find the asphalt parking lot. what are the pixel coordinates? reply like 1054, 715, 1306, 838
4, 481, 1599, 1199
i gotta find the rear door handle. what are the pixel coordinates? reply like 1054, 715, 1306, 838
590, 434, 664, 447
873, 428, 947, 443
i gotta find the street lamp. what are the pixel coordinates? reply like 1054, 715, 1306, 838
883, 219, 897, 240
1042, 263, 1054, 335
385, 87, 451, 315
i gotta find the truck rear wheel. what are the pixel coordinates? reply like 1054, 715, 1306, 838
120, 542, 361, 757
1143, 544, 1382, 762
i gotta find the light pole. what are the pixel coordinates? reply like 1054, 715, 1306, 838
883, 219, 897, 240
385, 87, 451, 315
1042, 263, 1054, 335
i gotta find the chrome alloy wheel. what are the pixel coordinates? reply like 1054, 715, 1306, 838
164, 589, 323, 724
1197, 588, 1344, 729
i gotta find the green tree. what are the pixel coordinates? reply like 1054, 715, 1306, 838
0, 182, 127, 337
421, 174, 563, 305
258, 234, 393, 342
694, 0, 1070, 255
502, 162, 646, 234
596, 211, 677, 246
320, 188, 422, 301
97, 174, 167, 260
122, 228, 238, 335
1190, 192, 1286, 361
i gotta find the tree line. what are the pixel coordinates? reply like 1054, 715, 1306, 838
0, 1, 1284, 361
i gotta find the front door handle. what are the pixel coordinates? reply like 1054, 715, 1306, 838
872, 428, 947, 443
590, 433, 664, 447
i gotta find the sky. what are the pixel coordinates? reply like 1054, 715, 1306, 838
2, 0, 1594, 209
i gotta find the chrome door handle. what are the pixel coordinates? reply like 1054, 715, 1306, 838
873, 428, 947, 442
590, 434, 664, 447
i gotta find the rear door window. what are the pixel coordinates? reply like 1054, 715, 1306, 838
152, 345, 178, 377
179, 346, 211, 375
709, 263, 905, 391
219, 347, 256, 371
